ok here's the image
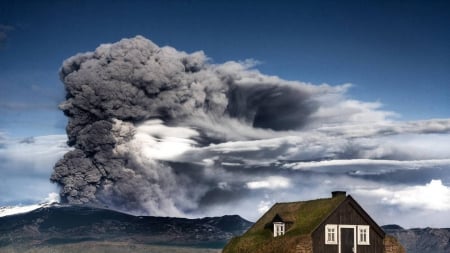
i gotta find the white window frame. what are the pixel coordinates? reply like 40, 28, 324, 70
325, 224, 338, 244
357, 225, 370, 245
273, 222, 285, 237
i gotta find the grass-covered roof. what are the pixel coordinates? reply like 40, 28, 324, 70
223, 194, 347, 253
247, 194, 346, 236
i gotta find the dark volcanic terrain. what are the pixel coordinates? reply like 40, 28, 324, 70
0, 204, 251, 249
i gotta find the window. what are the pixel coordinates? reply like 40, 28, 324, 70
325, 224, 338, 244
358, 225, 370, 245
273, 222, 285, 237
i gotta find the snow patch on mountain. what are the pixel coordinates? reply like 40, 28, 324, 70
0, 192, 59, 217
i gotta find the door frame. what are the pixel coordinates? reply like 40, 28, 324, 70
338, 225, 357, 253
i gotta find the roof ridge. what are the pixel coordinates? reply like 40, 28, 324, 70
275, 196, 333, 205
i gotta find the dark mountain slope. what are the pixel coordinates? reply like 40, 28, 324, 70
0, 204, 252, 248
383, 225, 450, 253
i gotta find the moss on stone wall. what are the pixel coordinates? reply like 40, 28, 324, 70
384, 235, 406, 253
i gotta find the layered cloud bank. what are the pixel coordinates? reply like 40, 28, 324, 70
50, 36, 450, 225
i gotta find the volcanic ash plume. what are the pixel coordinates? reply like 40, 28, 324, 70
50, 36, 343, 216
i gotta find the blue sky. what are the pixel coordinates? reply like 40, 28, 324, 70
1, 0, 450, 227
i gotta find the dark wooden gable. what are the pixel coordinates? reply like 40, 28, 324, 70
311, 195, 385, 253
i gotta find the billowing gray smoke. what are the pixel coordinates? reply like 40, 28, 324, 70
50, 36, 345, 216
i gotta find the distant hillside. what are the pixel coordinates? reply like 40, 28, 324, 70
0, 204, 252, 250
382, 225, 450, 253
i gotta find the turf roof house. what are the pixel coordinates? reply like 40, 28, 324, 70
223, 191, 404, 253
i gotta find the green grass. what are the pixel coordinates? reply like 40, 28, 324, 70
287, 196, 345, 235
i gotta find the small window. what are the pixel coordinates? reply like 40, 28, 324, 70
325, 224, 338, 244
273, 222, 285, 237
358, 225, 370, 245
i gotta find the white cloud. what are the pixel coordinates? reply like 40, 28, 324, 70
247, 176, 291, 190
311, 99, 397, 126
374, 133, 450, 159
0, 135, 71, 174
358, 180, 450, 211
206, 137, 288, 153
44, 192, 60, 203
130, 120, 199, 161
285, 158, 450, 171
316, 119, 450, 139
0, 135, 70, 205
257, 200, 273, 214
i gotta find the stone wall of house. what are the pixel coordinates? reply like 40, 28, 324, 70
384, 235, 406, 253
295, 236, 312, 253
